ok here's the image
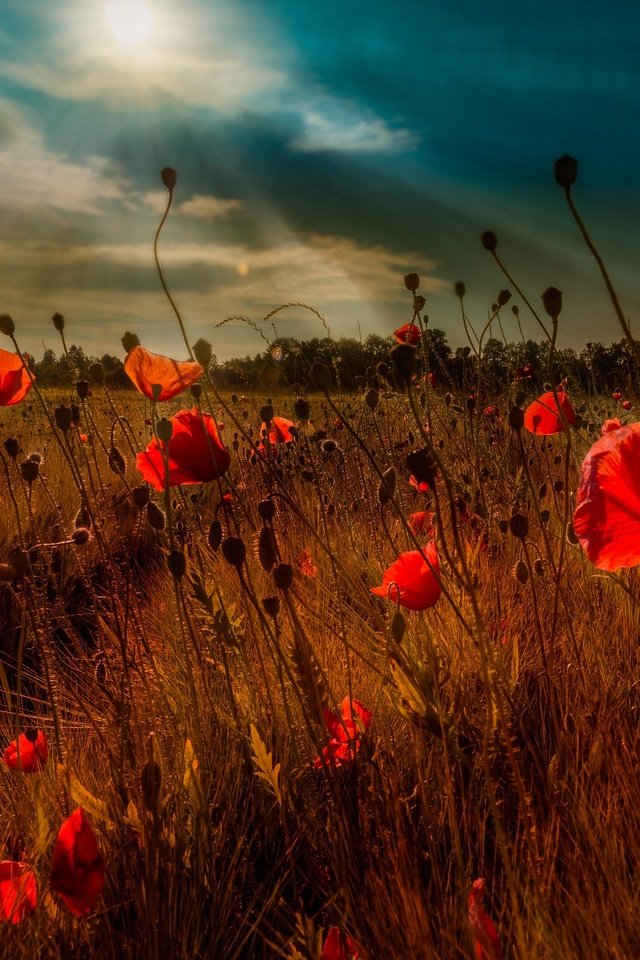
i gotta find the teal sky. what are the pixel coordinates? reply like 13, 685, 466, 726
1, 0, 638, 361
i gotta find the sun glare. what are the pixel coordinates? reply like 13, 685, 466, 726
106, 0, 154, 45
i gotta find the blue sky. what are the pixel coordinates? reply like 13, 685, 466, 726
0, 0, 638, 361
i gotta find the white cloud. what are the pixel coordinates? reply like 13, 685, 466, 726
142, 191, 243, 220
289, 98, 419, 154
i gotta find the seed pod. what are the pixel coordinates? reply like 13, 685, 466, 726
0, 314, 16, 336
75, 379, 90, 400
54, 405, 73, 433
310, 362, 332, 393
132, 485, 150, 509
190, 383, 202, 402
192, 338, 212, 368
391, 611, 406, 642
454, 281, 466, 298
542, 286, 563, 321
365, 388, 379, 411
4, 437, 19, 460
259, 404, 274, 426
75, 505, 92, 529
538, 483, 547, 500
293, 397, 310, 421
7, 549, 29, 578
540, 510, 551, 525
508, 407, 524, 431
121, 331, 140, 354
156, 418, 173, 443
258, 499, 276, 522
222, 536, 246, 568
51, 313, 64, 332
509, 514, 529, 540
108, 446, 126, 476
554, 154, 578, 188
566, 522, 579, 545
208, 519, 223, 551
405, 447, 438, 486
321, 439, 337, 454
20, 459, 39, 484
515, 559, 529, 584
262, 595, 280, 618
534, 558, 544, 577
161, 167, 177, 192
553, 480, 564, 493
273, 562, 293, 590
72, 527, 90, 545
89, 362, 105, 385
404, 273, 420, 292
257, 526, 278, 572
390, 343, 417, 385
141, 761, 162, 812
498, 519, 509, 534
167, 550, 186, 579
378, 467, 396, 505
497, 289, 511, 307
146, 501, 166, 531
481, 231, 498, 252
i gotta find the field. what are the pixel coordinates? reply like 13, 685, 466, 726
1, 169, 639, 960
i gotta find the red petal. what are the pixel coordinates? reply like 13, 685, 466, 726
50, 808, 105, 916
0, 350, 32, 407
523, 391, 575, 435
124, 346, 203, 402
370, 542, 441, 610
0, 861, 37, 923
136, 408, 230, 490
2, 731, 48, 773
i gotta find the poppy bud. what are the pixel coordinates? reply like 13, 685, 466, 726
141, 761, 162, 812
273, 562, 293, 590
390, 343, 417, 384
514, 390, 527, 407
538, 483, 547, 500
391, 611, 406, 642
454, 281, 466, 298
534, 558, 544, 577
73, 379, 89, 401
365, 389, 379, 411
405, 447, 438, 486
0, 314, 16, 336
257, 526, 278, 572
108, 446, 126, 476
4, 437, 19, 460
189, 383, 202, 403
497, 289, 511, 307
541, 287, 563, 320
192, 338, 212, 368
553, 479, 564, 493
509, 514, 529, 539
161, 167, 177, 192
121, 331, 140, 354
321, 439, 337, 453
167, 550, 186, 579
378, 467, 396, 505
404, 273, 420, 292
156, 418, 173, 443
566, 521, 579, 545
222, 536, 246, 568
508, 406, 524, 431
481, 231, 498, 252
88, 362, 104, 385
260, 404, 274, 426
415, 294, 426, 311
515, 559, 529, 583
132, 485, 150, 509
208, 519, 222, 551
310, 362, 332, 393
498, 519, 509, 534
258, 499, 276, 522
72, 527, 90, 545
293, 397, 310, 421
540, 509, 550, 525
554, 154, 578, 188
146, 501, 166, 531
8, 548, 30, 578
52, 312, 65, 332
262, 595, 280, 618
20, 459, 39, 484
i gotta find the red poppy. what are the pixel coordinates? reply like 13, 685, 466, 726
50, 807, 105, 917
408, 510, 434, 535
393, 323, 421, 345
573, 422, 640, 571
601, 418, 622, 435
2, 730, 48, 773
514, 362, 533, 381
321, 925, 363, 959
468, 879, 501, 960
298, 548, 317, 577
136, 408, 230, 490
124, 345, 203, 402
370, 541, 441, 610
0, 349, 32, 407
314, 697, 372, 770
523, 390, 576, 435
409, 475, 430, 494
426, 371, 437, 388
0, 861, 37, 924
612, 391, 622, 401
622, 399, 632, 411
261, 416, 296, 445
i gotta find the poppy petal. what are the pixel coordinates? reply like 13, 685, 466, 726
523, 391, 575, 435
0, 350, 32, 407
0, 861, 37, 924
124, 346, 203, 402
50, 808, 105, 916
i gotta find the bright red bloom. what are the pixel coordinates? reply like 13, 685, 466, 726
124, 345, 203, 402
408, 510, 434, 535
0, 349, 32, 407
261, 416, 296, 445
50, 808, 105, 917
314, 697, 372, 770
612, 391, 622, 401
393, 323, 421, 345
573, 422, 640, 571
2, 730, 48, 773
321, 925, 363, 959
79, 433, 88, 443
298, 548, 317, 577
409, 475, 430, 494
601, 418, 622, 435
370, 541, 441, 610
468, 879, 501, 960
622, 399, 632, 411
523, 390, 576, 435
136, 408, 230, 490
0, 861, 37, 924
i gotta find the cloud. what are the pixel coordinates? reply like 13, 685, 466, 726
142, 192, 243, 220
289, 100, 419, 154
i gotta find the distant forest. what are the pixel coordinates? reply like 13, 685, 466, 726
27, 331, 636, 395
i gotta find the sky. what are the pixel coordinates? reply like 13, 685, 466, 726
0, 0, 638, 362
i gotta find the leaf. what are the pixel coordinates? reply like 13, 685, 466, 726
33, 780, 50, 858
250, 724, 282, 807
0, 661, 12, 711
59, 764, 113, 824
182, 738, 204, 812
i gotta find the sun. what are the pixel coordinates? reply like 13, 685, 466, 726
106, 0, 154, 45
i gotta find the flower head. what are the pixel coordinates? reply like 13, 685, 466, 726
468, 879, 501, 960
261, 415, 296, 445
50, 808, 105, 916
321, 925, 363, 959
0, 861, 37, 924
0, 349, 32, 407
392, 323, 421, 346
124, 345, 203, 402
314, 697, 372, 770
370, 541, 441, 610
136, 408, 230, 490
523, 390, 575, 435
2, 730, 48, 773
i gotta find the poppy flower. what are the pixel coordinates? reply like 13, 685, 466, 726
468, 879, 501, 960
321, 926, 363, 959
3, 730, 48, 773
601, 418, 622, 435
124, 346, 203, 402
523, 390, 576, 435
314, 697, 372, 770
50, 807, 105, 917
622, 399, 632, 411
409, 475, 430, 494
136, 408, 230, 490
573, 422, 640, 571
370, 541, 441, 610
0, 861, 37, 924
0, 349, 32, 407
298, 548, 317, 577
408, 510, 434, 535
393, 323, 421, 345
261, 416, 296, 445
612, 391, 622, 401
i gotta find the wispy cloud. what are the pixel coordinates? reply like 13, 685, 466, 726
289, 99, 419, 154
142, 192, 244, 220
